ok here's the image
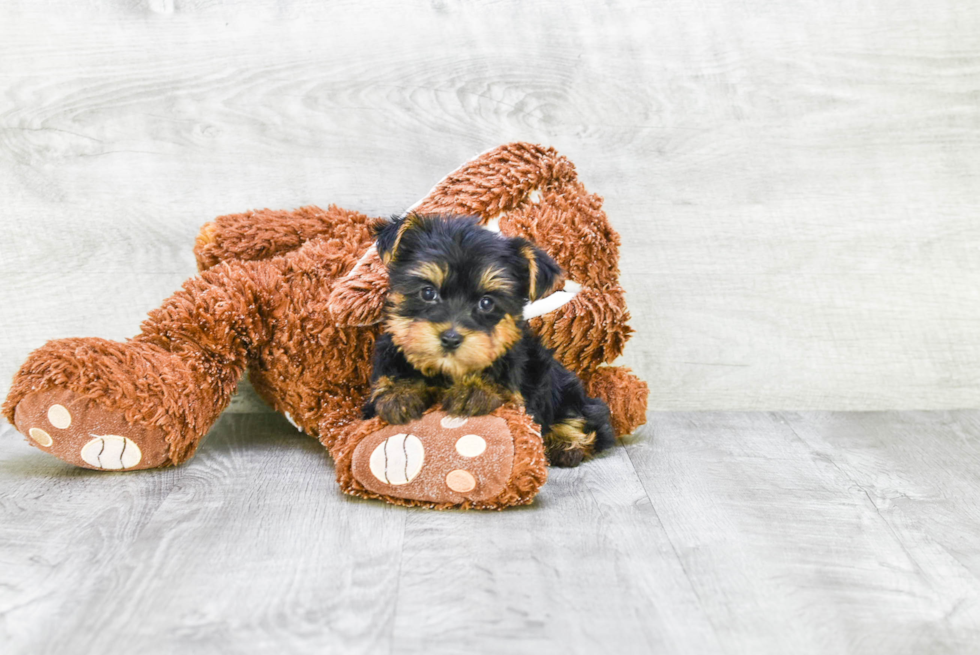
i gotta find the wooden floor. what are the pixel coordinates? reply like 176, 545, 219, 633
2, 410, 978, 654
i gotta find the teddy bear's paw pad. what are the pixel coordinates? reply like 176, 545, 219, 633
13, 388, 170, 470
352, 412, 514, 505
367, 433, 425, 485
79, 435, 143, 470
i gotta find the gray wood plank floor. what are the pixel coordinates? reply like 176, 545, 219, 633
2, 411, 978, 654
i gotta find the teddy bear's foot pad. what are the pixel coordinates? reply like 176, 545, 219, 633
13, 388, 170, 470
351, 412, 514, 504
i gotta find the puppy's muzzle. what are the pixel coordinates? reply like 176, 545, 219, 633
440, 328, 463, 352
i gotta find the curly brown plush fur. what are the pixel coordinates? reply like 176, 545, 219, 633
333, 404, 547, 510
327, 143, 648, 430
3, 142, 647, 509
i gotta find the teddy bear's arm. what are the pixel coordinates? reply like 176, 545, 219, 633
3, 258, 280, 469
411, 142, 576, 220
194, 205, 373, 272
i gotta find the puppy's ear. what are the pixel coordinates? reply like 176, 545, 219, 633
372, 212, 423, 264
515, 239, 562, 301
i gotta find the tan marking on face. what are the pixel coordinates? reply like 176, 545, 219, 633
478, 266, 514, 294
386, 316, 451, 377
448, 317, 521, 379
445, 326, 492, 376
491, 314, 522, 353
386, 314, 522, 380
409, 262, 447, 288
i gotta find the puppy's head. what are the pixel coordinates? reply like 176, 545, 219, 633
374, 213, 561, 379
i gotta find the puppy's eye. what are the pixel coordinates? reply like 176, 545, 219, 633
420, 286, 439, 303
478, 296, 495, 313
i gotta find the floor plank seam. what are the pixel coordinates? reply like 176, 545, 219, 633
775, 412, 934, 582
619, 439, 730, 654
383, 510, 409, 655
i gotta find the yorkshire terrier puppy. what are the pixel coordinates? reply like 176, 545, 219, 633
362, 213, 615, 467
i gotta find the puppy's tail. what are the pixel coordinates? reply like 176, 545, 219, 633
583, 396, 617, 454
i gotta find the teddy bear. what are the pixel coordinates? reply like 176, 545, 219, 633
3, 142, 649, 510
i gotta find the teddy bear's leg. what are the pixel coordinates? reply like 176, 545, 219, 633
194, 204, 374, 271
583, 366, 650, 439
3, 262, 274, 470
330, 404, 548, 510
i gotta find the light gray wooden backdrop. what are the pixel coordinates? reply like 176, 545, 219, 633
1, 2, 979, 410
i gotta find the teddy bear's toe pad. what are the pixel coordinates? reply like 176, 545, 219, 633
351, 412, 514, 504
13, 388, 170, 470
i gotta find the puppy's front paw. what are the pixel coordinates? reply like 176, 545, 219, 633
372, 379, 434, 425
442, 378, 506, 417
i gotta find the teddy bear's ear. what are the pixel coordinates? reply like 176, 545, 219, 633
373, 212, 423, 264
514, 238, 563, 301
329, 213, 429, 326
326, 245, 389, 326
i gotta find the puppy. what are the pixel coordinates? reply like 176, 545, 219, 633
361, 213, 615, 467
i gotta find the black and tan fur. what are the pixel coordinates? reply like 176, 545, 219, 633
362, 213, 616, 467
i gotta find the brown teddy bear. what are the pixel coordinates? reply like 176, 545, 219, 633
3, 143, 648, 509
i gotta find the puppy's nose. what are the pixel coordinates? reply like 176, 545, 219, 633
440, 328, 463, 351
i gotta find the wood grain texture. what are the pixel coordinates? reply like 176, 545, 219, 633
388, 446, 721, 654
3, 410, 980, 653
629, 411, 980, 654
0, 414, 408, 655
0, 1, 978, 410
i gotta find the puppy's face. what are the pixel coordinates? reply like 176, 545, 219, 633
375, 214, 561, 379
